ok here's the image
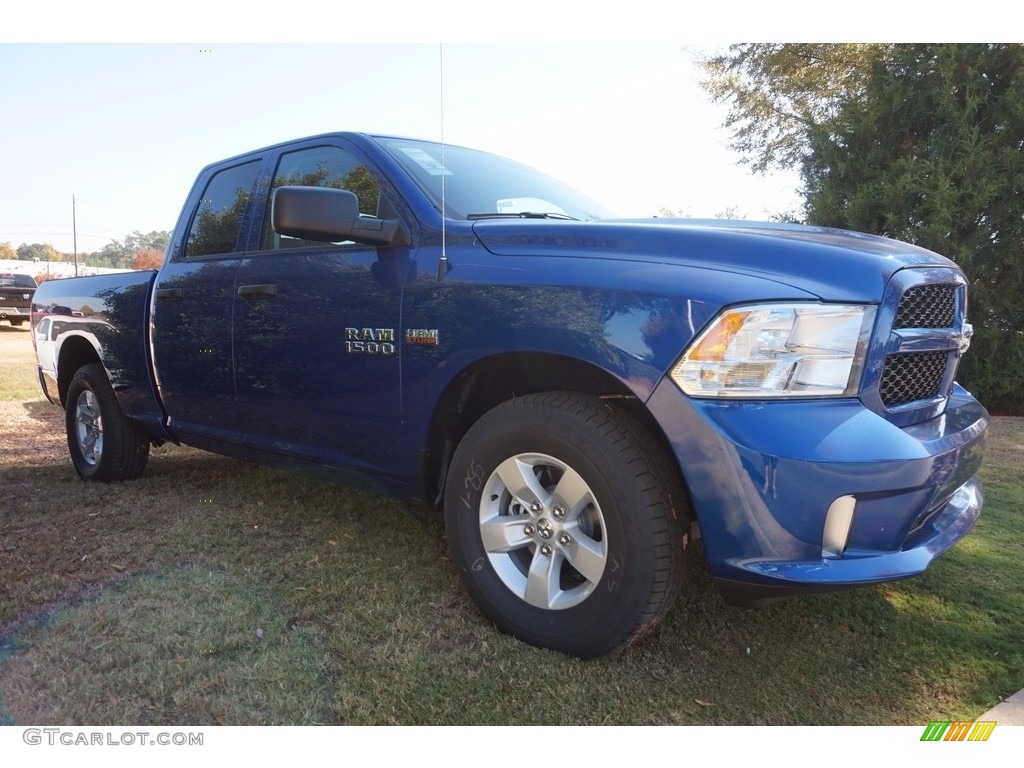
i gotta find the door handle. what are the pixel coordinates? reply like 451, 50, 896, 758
154, 287, 183, 300
237, 284, 278, 299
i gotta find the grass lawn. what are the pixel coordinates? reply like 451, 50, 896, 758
1, 327, 1021, 725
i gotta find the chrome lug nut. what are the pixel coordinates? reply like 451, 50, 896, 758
553, 506, 566, 519
530, 502, 542, 513
558, 532, 571, 546
524, 524, 536, 536
540, 544, 552, 556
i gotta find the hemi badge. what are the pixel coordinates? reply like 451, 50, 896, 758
406, 329, 440, 346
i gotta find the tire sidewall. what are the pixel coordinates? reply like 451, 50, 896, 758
445, 399, 663, 656
64, 363, 149, 482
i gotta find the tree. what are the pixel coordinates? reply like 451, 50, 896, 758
131, 248, 164, 270
70, 250, 97, 266
16, 242, 63, 262
699, 44, 887, 173
99, 230, 170, 268
802, 44, 1024, 413
0, 241, 17, 260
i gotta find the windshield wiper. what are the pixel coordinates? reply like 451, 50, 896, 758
466, 212, 579, 220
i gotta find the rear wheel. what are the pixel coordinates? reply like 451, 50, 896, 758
65, 363, 150, 481
444, 392, 688, 658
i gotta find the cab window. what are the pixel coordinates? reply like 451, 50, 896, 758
183, 160, 263, 258
260, 146, 383, 250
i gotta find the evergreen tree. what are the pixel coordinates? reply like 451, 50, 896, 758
699, 44, 885, 173
802, 44, 1024, 413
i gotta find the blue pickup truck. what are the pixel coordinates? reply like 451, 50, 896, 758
31, 132, 988, 657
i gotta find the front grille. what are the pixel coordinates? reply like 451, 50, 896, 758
869, 271, 967, 422
894, 284, 956, 329
879, 351, 949, 407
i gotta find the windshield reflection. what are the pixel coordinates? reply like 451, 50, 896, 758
382, 138, 616, 221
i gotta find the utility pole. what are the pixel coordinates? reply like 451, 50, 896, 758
73, 195, 79, 277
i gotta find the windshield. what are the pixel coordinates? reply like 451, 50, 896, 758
379, 138, 616, 221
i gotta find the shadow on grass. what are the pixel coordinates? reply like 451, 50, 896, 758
19, 400, 62, 424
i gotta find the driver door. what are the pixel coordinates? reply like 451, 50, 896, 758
231, 141, 411, 485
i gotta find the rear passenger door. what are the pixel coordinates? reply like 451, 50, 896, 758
151, 157, 265, 445
231, 140, 411, 484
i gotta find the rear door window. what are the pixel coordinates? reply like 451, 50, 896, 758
184, 160, 263, 258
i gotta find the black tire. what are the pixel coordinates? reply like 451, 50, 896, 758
65, 363, 150, 481
9, 319, 25, 327
444, 392, 688, 658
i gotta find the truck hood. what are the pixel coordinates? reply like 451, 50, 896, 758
471, 218, 959, 302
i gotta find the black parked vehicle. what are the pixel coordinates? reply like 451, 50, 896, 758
0, 272, 38, 326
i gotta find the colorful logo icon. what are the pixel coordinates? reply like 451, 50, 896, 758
920, 720, 996, 742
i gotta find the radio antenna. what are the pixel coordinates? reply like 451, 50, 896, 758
436, 43, 450, 281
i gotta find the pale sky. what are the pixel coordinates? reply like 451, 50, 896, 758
1, 2, 994, 255
0, 41, 805, 254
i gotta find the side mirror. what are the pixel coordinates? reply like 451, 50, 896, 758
271, 186, 406, 247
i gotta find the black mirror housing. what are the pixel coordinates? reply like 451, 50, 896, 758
272, 186, 405, 246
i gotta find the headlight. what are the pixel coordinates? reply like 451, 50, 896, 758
671, 303, 876, 398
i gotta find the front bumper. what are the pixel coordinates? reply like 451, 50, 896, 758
646, 377, 988, 606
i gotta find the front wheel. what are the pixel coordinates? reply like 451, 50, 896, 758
444, 392, 688, 658
65, 363, 150, 481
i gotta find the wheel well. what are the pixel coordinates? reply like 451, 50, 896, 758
57, 337, 102, 407
421, 352, 683, 511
